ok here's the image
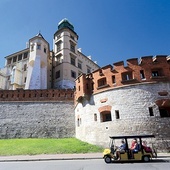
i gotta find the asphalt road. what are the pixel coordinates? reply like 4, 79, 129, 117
0, 159, 169, 170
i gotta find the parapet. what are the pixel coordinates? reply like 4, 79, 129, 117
75, 55, 170, 103
0, 89, 74, 102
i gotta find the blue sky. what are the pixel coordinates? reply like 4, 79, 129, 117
0, 0, 170, 68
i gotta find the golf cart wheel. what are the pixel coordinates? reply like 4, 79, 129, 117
143, 156, 150, 162
104, 156, 112, 163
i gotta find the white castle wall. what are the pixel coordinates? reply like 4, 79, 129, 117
75, 82, 170, 152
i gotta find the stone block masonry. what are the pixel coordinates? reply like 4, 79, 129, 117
0, 101, 75, 139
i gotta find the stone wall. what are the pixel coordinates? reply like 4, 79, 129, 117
0, 101, 75, 139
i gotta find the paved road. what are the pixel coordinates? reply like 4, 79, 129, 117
0, 159, 170, 170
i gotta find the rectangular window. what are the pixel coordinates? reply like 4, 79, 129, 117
31, 44, 34, 51
159, 108, 170, 117
140, 70, 145, 79
57, 44, 61, 52
71, 70, 76, 78
13, 56, 17, 63
7, 58, 12, 64
152, 70, 159, 77
101, 112, 112, 122
18, 54, 22, 61
71, 57, 75, 66
122, 72, 133, 81
37, 44, 41, 50
94, 114, 97, 121
56, 70, 60, 79
78, 62, 82, 69
115, 110, 120, 119
112, 75, 116, 84
70, 44, 75, 52
57, 34, 61, 39
24, 64, 27, 71
98, 78, 106, 87
149, 107, 154, 116
23, 52, 28, 59
70, 35, 74, 40
44, 48, 46, 53
87, 67, 91, 74
24, 77, 27, 83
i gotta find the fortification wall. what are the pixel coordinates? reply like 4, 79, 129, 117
0, 89, 74, 102
75, 82, 170, 152
0, 101, 75, 139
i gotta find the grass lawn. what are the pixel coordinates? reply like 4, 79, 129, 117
0, 138, 103, 156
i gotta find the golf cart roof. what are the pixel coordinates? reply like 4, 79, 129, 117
109, 134, 155, 139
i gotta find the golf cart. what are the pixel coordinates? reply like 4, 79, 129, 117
103, 134, 157, 163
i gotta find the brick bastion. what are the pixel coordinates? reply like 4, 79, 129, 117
75, 56, 170, 152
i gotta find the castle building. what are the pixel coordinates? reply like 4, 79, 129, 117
0, 19, 99, 90
75, 56, 170, 152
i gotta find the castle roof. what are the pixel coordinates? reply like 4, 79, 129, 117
58, 18, 74, 31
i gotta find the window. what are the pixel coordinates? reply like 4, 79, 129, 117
70, 35, 74, 40
78, 62, 82, 69
94, 114, 97, 121
13, 56, 17, 63
112, 75, 116, 84
18, 54, 22, 61
98, 78, 107, 87
159, 108, 170, 117
31, 44, 34, 51
55, 54, 62, 64
56, 70, 60, 79
152, 70, 159, 77
23, 52, 28, 59
57, 43, 61, 52
71, 57, 76, 66
87, 67, 91, 74
24, 64, 27, 71
101, 111, 112, 122
24, 77, 27, 83
77, 118, 80, 127
115, 110, 120, 119
70, 44, 75, 52
71, 70, 76, 78
44, 48, 46, 53
57, 34, 61, 39
121, 72, 133, 81
7, 58, 12, 64
37, 44, 41, 50
149, 107, 154, 116
140, 70, 145, 79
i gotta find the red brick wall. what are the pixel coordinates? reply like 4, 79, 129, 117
75, 55, 170, 103
0, 89, 74, 101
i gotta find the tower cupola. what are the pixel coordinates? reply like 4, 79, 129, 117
58, 18, 74, 31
